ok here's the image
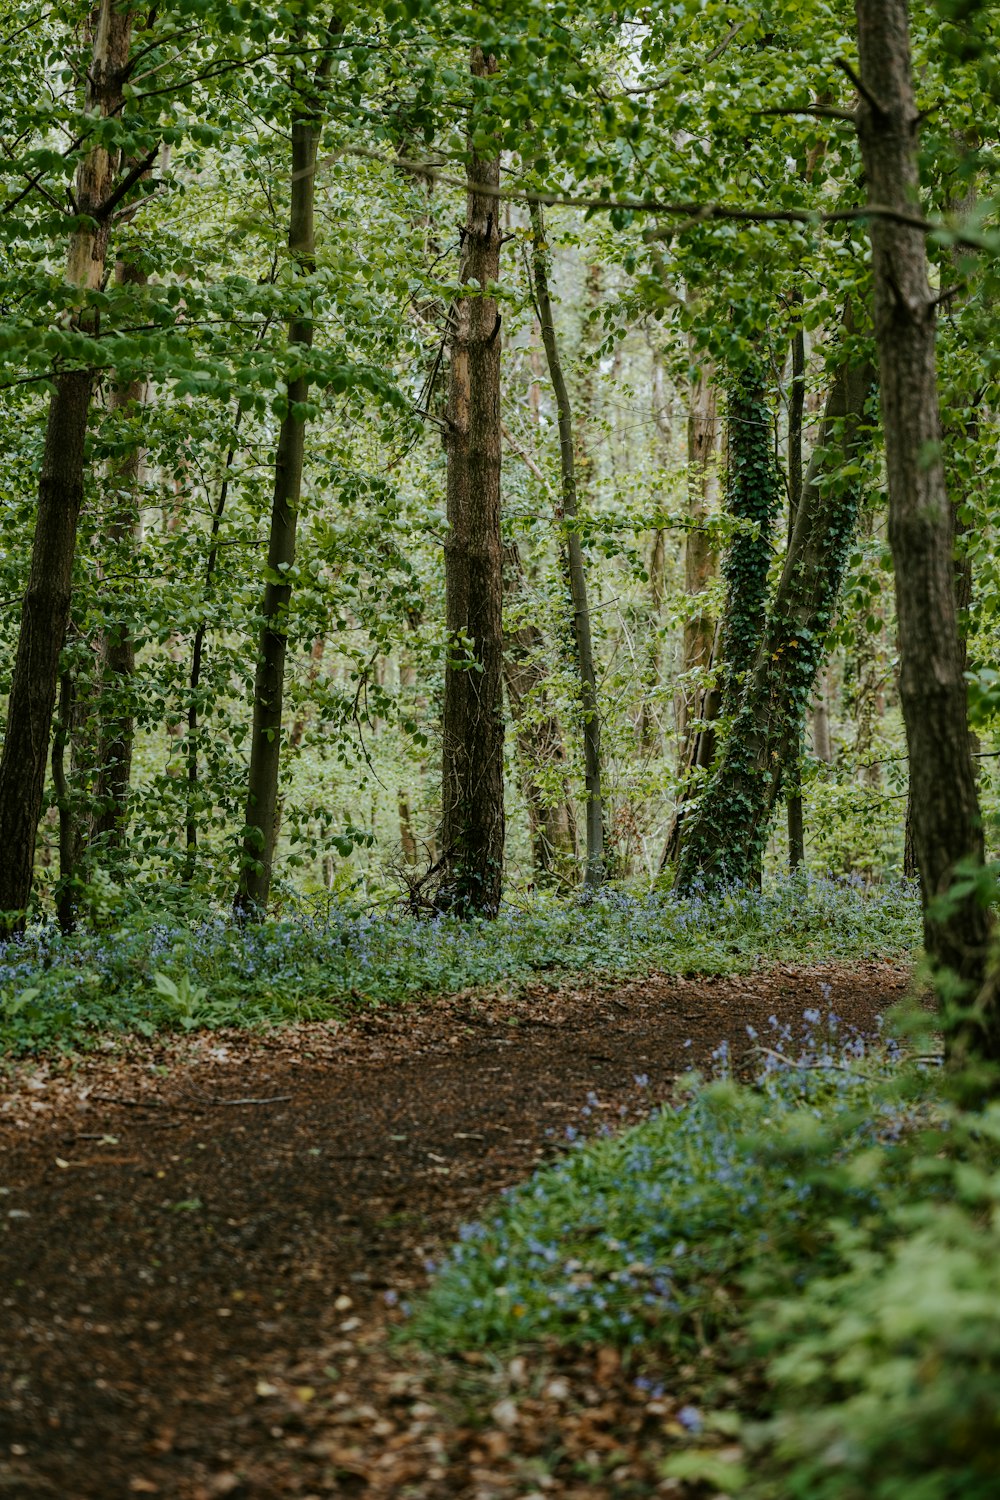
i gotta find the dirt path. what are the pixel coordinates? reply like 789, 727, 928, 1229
0, 962, 909, 1499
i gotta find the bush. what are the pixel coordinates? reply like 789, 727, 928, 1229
746, 1102, 1000, 1500
408, 1016, 919, 1354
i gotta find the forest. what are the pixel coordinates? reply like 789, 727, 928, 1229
1, 0, 1000, 1496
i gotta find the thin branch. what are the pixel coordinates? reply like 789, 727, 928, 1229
835, 55, 886, 117
98, 144, 160, 221
324, 145, 988, 248
755, 104, 856, 122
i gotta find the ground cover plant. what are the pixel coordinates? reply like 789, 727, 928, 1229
0, 874, 918, 1054
408, 1012, 1000, 1499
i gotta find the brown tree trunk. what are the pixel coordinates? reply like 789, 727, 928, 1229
676, 338, 719, 752
438, 47, 505, 915
502, 542, 577, 883
52, 672, 77, 934
530, 203, 604, 885
855, 0, 997, 1058
786, 318, 806, 869
236, 36, 334, 919
640, 354, 669, 757
0, 0, 133, 931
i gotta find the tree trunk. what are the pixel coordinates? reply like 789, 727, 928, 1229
855, 0, 997, 1057
663, 360, 777, 872
675, 323, 875, 892
502, 542, 578, 883
93, 254, 148, 852
438, 47, 506, 915
0, 0, 133, 932
812, 669, 833, 762
235, 39, 333, 920
52, 672, 77, 935
530, 202, 604, 885
786, 318, 806, 869
718, 362, 781, 717
676, 338, 719, 752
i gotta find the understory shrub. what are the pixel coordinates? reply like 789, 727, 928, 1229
744, 1100, 1000, 1500
408, 1017, 920, 1353
411, 1019, 1000, 1500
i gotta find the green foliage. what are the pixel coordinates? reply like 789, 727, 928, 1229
744, 1101, 1000, 1499
719, 362, 782, 716
0, 875, 918, 1054
408, 1023, 921, 1354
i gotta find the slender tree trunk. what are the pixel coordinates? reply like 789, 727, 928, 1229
530, 203, 604, 885
676, 332, 719, 752
502, 542, 577, 883
185, 404, 244, 877
235, 39, 333, 919
855, 0, 998, 1058
288, 637, 326, 751
659, 337, 721, 866
438, 47, 505, 915
812, 669, 833, 762
786, 317, 806, 869
93, 254, 148, 852
52, 672, 77, 935
0, 0, 133, 931
675, 323, 875, 892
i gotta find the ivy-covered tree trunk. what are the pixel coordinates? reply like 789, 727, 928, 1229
530, 202, 604, 886
663, 361, 779, 869
675, 329, 875, 892
718, 363, 782, 716
855, 0, 999, 1058
0, 0, 133, 933
502, 542, 577, 883
235, 42, 332, 920
438, 47, 505, 915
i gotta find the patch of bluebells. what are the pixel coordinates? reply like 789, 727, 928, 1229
408, 1017, 924, 1356
0, 871, 919, 1053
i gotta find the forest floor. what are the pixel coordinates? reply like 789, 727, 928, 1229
0, 960, 910, 1500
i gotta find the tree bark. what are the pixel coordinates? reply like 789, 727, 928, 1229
786, 318, 806, 869
235, 37, 333, 919
52, 671, 77, 935
438, 47, 505, 915
855, 0, 997, 1055
675, 324, 875, 892
502, 542, 577, 883
530, 203, 604, 885
0, 0, 133, 931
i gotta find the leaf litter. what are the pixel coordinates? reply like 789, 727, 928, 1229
0, 962, 908, 1497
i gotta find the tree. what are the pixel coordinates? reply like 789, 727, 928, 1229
502, 541, 577, 883
0, 0, 135, 932
530, 203, 604, 887
676, 319, 875, 892
854, 0, 999, 1058
438, 46, 506, 915
235, 24, 340, 919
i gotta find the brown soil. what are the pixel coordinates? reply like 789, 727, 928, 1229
0, 962, 910, 1499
